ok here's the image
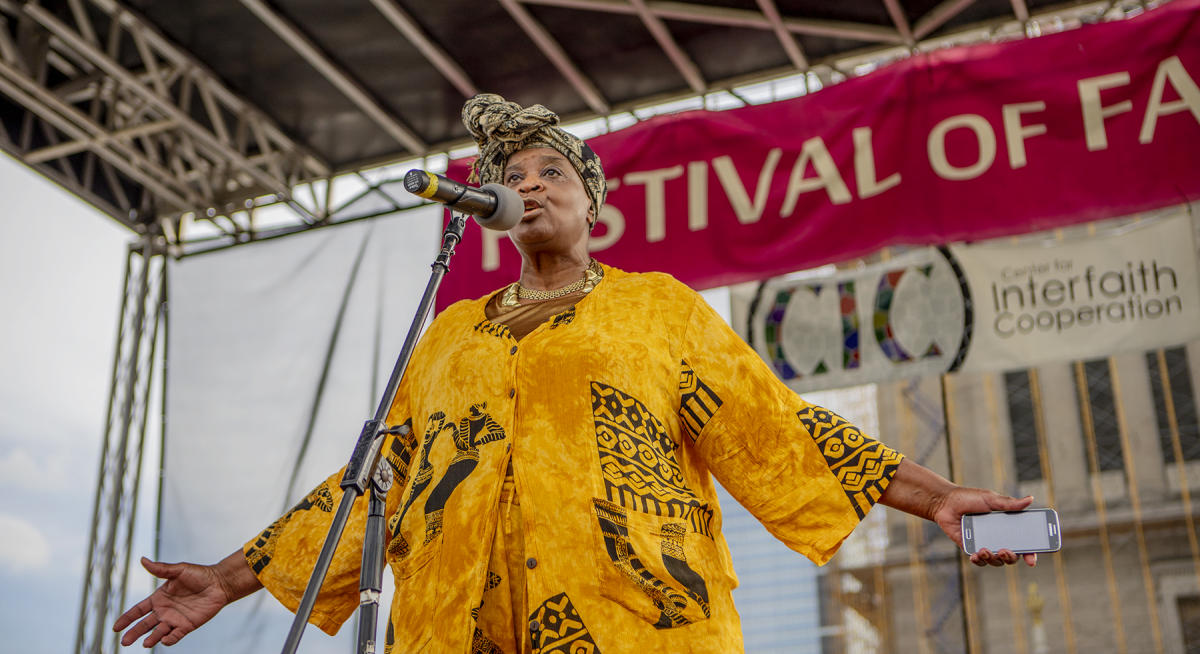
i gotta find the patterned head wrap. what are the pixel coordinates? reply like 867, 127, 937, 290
462, 93, 607, 221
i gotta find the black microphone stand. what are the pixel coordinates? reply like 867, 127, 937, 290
279, 210, 469, 654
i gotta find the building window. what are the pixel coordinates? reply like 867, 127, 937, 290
1179, 595, 1200, 654
1147, 347, 1200, 463
1004, 370, 1043, 482
1078, 359, 1124, 472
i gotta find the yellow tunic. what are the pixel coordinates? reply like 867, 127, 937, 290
243, 263, 903, 653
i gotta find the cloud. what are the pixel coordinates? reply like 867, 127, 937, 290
0, 448, 43, 490
0, 514, 51, 573
0, 445, 79, 492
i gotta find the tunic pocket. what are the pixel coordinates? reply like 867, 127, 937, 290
590, 498, 719, 629
387, 541, 440, 653
391, 535, 439, 580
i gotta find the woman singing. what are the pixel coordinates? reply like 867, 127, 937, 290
114, 94, 1034, 653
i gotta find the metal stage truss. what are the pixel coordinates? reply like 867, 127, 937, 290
73, 235, 165, 654
0, 0, 328, 237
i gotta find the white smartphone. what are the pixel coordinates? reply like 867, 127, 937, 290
961, 508, 1061, 555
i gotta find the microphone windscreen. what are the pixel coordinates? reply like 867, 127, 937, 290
475, 184, 523, 231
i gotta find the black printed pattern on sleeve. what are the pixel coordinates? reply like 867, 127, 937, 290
797, 405, 903, 519
245, 483, 335, 573
678, 360, 722, 442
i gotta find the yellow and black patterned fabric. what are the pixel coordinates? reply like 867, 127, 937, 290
242, 263, 903, 653
678, 359, 722, 443
592, 382, 714, 537
462, 93, 607, 219
530, 593, 600, 653
797, 406, 904, 519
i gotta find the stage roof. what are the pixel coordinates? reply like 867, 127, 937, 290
0, 0, 1152, 243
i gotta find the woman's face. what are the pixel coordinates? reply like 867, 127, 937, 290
502, 147, 592, 256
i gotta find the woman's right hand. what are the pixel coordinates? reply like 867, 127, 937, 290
113, 552, 261, 647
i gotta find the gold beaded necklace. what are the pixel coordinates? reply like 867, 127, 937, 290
500, 259, 603, 307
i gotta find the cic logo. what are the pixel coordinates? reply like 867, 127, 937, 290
746, 248, 973, 389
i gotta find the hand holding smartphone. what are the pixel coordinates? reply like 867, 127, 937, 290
961, 508, 1061, 555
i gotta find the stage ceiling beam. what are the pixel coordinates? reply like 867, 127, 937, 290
756, 0, 809, 71
628, 0, 706, 93
913, 0, 978, 41
881, 0, 916, 44
515, 0, 904, 45
25, 121, 176, 164
367, 0, 479, 99
237, 0, 427, 153
0, 60, 194, 209
497, 0, 611, 115
1011, 0, 1031, 22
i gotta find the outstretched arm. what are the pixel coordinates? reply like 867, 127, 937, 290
879, 458, 1038, 567
112, 550, 262, 647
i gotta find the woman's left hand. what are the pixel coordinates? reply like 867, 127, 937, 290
932, 488, 1038, 567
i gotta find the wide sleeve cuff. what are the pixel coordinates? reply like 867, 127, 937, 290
241, 473, 366, 635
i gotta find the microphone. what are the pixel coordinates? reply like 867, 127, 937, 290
403, 170, 523, 231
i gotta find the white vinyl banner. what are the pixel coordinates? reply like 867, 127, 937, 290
734, 209, 1200, 392
950, 213, 1200, 371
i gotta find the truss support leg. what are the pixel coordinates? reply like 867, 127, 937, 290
74, 232, 166, 654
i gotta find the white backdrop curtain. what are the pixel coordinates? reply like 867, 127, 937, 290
161, 208, 440, 653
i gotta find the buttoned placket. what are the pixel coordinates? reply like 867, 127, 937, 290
505, 322, 531, 653
495, 305, 577, 654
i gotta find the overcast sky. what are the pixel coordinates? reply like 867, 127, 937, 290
0, 151, 132, 653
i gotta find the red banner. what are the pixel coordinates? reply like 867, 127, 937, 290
439, 0, 1200, 307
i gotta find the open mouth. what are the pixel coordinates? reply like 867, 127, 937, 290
521, 199, 543, 219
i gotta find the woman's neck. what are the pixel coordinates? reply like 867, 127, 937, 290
518, 250, 590, 290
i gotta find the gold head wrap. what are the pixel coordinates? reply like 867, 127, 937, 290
462, 94, 607, 220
